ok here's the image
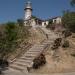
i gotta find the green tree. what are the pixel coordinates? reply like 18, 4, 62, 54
71, 0, 75, 6
46, 19, 54, 30
48, 19, 53, 25
5, 22, 18, 41
62, 11, 75, 32
17, 19, 24, 26
0, 22, 18, 59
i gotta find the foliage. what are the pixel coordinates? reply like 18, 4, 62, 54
48, 19, 53, 25
5, 22, 18, 42
46, 19, 53, 28
70, 0, 75, 6
71, 53, 75, 57
62, 30, 72, 38
0, 22, 18, 59
51, 38, 62, 50
32, 16, 37, 19
17, 19, 24, 26
32, 54, 46, 69
62, 40, 69, 48
0, 22, 30, 59
62, 11, 75, 32
17, 25, 30, 41
0, 59, 9, 68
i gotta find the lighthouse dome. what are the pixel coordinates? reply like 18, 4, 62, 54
25, 1, 32, 10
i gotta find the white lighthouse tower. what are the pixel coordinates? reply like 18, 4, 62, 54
24, 1, 32, 20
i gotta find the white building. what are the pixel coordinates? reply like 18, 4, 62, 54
24, 1, 49, 27
52, 17, 62, 24
24, 1, 32, 20
24, 1, 62, 27
42, 21, 49, 27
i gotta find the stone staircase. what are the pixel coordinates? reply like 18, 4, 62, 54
8, 27, 58, 73
9, 40, 53, 72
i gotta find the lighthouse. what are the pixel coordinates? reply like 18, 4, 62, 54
24, 1, 32, 20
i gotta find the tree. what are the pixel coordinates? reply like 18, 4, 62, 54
71, 0, 75, 6
0, 22, 18, 59
62, 11, 75, 32
17, 19, 24, 26
48, 19, 53, 25
46, 19, 53, 28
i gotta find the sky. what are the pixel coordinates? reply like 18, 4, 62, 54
0, 0, 75, 23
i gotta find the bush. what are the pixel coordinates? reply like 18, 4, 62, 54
0, 21, 31, 60
0, 22, 18, 59
0, 71, 2, 75
0, 59, 9, 68
0, 59, 9, 75
62, 11, 75, 33
54, 38, 62, 46
71, 53, 75, 57
62, 40, 69, 48
62, 30, 72, 38
51, 38, 62, 50
46, 19, 53, 29
32, 54, 46, 69
0, 22, 17, 59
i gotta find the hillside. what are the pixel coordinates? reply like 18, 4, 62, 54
30, 31, 75, 74
0, 23, 47, 62
1, 23, 75, 75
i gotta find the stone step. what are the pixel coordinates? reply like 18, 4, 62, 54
29, 48, 43, 51
17, 59, 32, 63
24, 54, 37, 57
13, 60, 31, 66
29, 47, 44, 51
28, 51, 41, 53
26, 51, 39, 54
42, 43, 48, 45
10, 64, 26, 71
21, 55, 34, 59
20, 57, 33, 60
37, 44, 45, 46
29, 47, 43, 51
13, 61, 30, 67
28, 50, 41, 52
24, 55, 36, 58
28, 48, 43, 52
32, 45, 44, 48
30, 45, 42, 48
32, 45, 45, 48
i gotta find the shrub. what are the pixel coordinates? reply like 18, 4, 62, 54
71, 53, 75, 57
32, 54, 46, 69
0, 71, 2, 74
62, 40, 69, 48
62, 30, 72, 38
0, 59, 9, 68
51, 44, 59, 50
54, 38, 62, 46
51, 38, 62, 50
62, 11, 75, 33
0, 22, 18, 59
33, 58, 40, 69
0, 59, 9, 75
0, 22, 31, 60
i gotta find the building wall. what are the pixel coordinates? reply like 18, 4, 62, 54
25, 9, 32, 20
42, 21, 49, 27
31, 19, 36, 27
53, 17, 62, 24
